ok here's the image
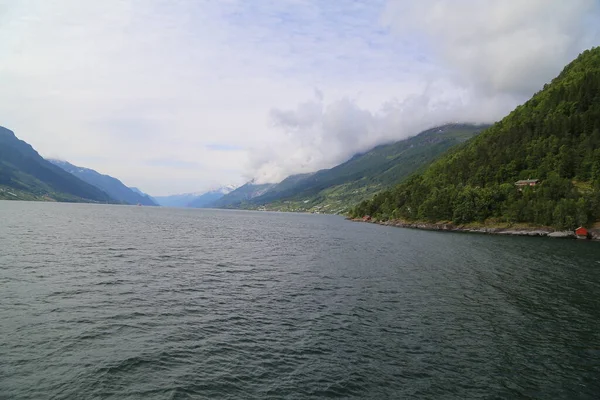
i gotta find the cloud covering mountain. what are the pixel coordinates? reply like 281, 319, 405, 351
1, 0, 598, 193
250, 0, 600, 183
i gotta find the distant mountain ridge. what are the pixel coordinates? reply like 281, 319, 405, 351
187, 186, 237, 208
0, 126, 114, 202
129, 187, 159, 204
211, 181, 277, 208
154, 185, 236, 208
48, 160, 158, 206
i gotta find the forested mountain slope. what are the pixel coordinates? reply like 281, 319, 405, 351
220, 124, 486, 212
352, 47, 600, 229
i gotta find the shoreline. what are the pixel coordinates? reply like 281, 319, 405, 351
349, 218, 600, 241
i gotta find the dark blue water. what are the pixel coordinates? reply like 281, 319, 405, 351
1, 201, 600, 399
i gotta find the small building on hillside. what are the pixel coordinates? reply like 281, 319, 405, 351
576, 226, 588, 239
515, 179, 539, 187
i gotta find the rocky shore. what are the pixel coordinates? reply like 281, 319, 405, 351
349, 218, 600, 241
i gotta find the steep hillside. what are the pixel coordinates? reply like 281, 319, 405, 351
49, 160, 158, 206
0, 127, 114, 203
225, 124, 486, 213
352, 47, 600, 230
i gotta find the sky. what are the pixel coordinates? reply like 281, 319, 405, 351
1, 0, 599, 196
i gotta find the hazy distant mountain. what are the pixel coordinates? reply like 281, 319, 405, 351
209, 181, 276, 208
154, 185, 236, 207
153, 192, 203, 207
187, 186, 237, 208
129, 187, 158, 203
0, 126, 114, 202
48, 160, 158, 206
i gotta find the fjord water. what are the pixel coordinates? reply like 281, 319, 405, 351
1, 202, 600, 399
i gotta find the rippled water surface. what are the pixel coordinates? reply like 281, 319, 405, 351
2, 201, 600, 399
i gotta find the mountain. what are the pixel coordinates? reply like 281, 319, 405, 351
48, 160, 158, 206
188, 186, 236, 208
211, 181, 276, 208
154, 192, 204, 207
352, 47, 600, 230
129, 187, 159, 205
0, 127, 114, 202
130, 187, 144, 195
130, 187, 159, 205
219, 124, 487, 213
154, 185, 236, 208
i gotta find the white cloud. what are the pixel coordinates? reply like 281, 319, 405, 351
382, 0, 600, 96
250, 82, 515, 183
